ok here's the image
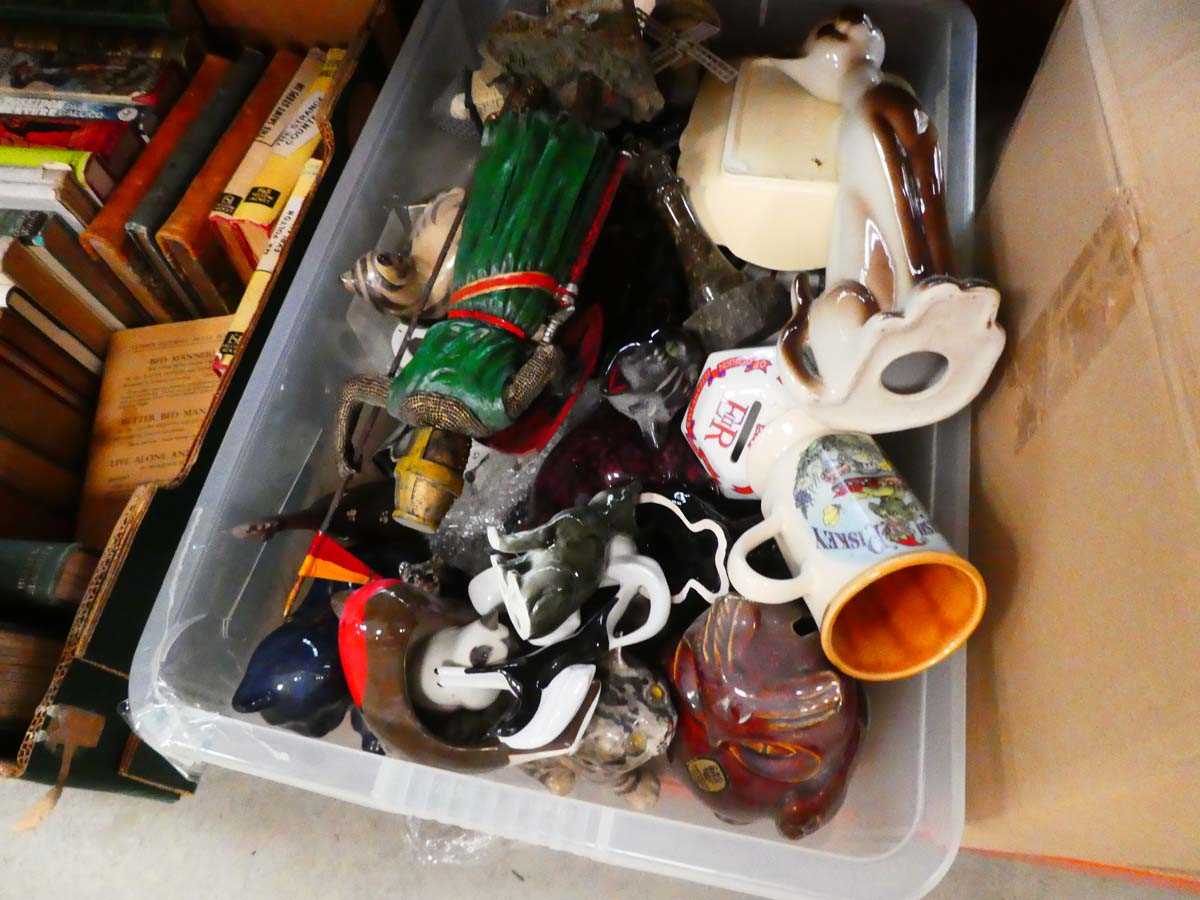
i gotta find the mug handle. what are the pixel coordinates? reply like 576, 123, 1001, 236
603, 554, 673, 650
726, 515, 814, 604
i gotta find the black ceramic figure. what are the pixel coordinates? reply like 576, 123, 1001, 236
232, 581, 352, 738
635, 489, 729, 603
459, 591, 621, 740
496, 599, 616, 739
602, 327, 705, 449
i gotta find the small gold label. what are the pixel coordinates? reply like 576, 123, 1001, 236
686, 757, 727, 793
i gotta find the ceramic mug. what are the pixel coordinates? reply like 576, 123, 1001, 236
726, 428, 985, 681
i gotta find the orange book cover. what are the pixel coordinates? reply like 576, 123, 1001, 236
80, 54, 231, 324
157, 49, 302, 317
0, 239, 118, 357
0, 303, 98, 399
0, 355, 90, 469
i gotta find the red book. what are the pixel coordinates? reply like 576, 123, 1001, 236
0, 116, 142, 177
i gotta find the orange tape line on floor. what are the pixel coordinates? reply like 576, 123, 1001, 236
961, 847, 1200, 894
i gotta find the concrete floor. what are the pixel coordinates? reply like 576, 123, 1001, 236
0, 766, 1189, 899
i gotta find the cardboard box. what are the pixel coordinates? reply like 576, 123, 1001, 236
968, 0, 1200, 875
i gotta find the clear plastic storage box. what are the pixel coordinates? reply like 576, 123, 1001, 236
131, 2, 979, 897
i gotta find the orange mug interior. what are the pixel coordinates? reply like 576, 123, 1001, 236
821, 551, 986, 681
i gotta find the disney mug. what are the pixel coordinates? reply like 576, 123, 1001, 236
726, 423, 985, 681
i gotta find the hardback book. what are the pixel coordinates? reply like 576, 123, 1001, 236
0, 336, 90, 412
0, 288, 98, 396
0, 284, 102, 376
158, 49, 301, 316
0, 116, 142, 177
232, 48, 341, 262
127, 47, 267, 318
211, 47, 323, 280
0, 430, 80, 512
80, 54, 231, 324
0, 210, 146, 327
0, 354, 90, 468
0, 239, 122, 356
0, 24, 199, 68
0, 40, 184, 137
0, 541, 96, 611
215, 156, 320, 374
0, 626, 62, 723
0, 480, 71, 540
78, 315, 228, 547
0, 147, 115, 203
0, 163, 95, 232
0, 3, 202, 36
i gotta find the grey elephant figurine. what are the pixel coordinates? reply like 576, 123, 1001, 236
521, 650, 676, 809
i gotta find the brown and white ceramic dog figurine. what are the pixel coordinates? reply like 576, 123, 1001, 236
765, 9, 1004, 434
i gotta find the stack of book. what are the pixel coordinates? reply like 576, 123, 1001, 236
0, 0, 379, 792
0, 3, 345, 564
0, 11, 341, 548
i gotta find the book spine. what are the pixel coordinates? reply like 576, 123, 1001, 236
215, 157, 321, 374
209, 48, 324, 229
37, 217, 146, 326
126, 224, 203, 319
2, 284, 102, 372
0, 430, 80, 512
0, 539, 78, 609
0, 480, 71, 540
0, 337, 89, 411
0, 146, 110, 204
0, 93, 159, 135
0, 207, 44, 238
231, 50, 341, 252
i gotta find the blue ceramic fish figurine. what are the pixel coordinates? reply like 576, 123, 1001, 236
232, 580, 352, 738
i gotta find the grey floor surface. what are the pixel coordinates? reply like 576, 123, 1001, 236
0, 766, 1190, 899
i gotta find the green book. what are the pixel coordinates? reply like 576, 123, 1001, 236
0, 540, 96, 612
0, 1, 201, 33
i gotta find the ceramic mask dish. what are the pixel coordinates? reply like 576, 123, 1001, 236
680, 10, 1004, 437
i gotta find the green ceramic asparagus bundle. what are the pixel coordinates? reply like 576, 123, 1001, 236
388, 111, 619, 437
